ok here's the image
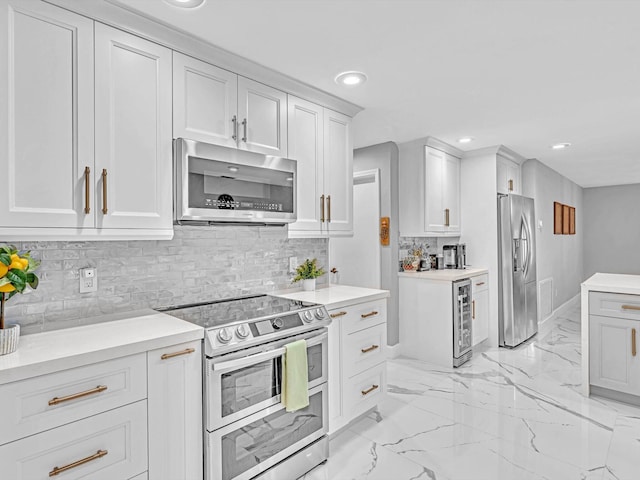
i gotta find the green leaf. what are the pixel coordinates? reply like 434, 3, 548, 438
0, 253, 10, 266
6, 269, 26, 290
0, 277, 10, 287
26, 273, 39, 290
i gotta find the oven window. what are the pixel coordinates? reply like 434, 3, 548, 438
221, 391, 323, 480
221, 359, 278, 418
307, 343, 323, 383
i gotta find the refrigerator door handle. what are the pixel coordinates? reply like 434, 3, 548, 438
521, 215, 532, 278
513, 238, 520, 272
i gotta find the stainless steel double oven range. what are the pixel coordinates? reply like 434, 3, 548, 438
161, 294, 331, 480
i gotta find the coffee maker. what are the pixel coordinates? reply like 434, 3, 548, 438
443, 244, 467, 269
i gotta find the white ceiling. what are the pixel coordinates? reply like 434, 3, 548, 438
113, 0, 640, 188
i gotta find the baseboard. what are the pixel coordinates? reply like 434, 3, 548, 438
386, 343, 401, 359
540, 293, 580, 329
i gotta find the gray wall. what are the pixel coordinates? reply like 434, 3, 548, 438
352, 142, 400, 345
5, 226, 327, 335
583, 183, 640, 278
522, 159, 583, 311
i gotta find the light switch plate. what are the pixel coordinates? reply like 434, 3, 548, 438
79, 267, 98, 293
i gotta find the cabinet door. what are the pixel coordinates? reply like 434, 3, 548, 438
173, 52, 238, 147
424, 147, 445, 232
0, 0, 94, 228
442, 152, 461, 233
589, 315, 640, 396
95, 24, 172, 230
497, 155, 520, 194
147, 341, 202, 480
323, 108, 353, 235
237, 76, 287, 156
287, 96, 325, 235
472, 288, 489, 345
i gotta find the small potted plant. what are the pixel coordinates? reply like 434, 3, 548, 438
0, 245, 40, 355
292, 258, 326, 291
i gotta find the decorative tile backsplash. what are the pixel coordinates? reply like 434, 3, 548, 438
4, 226, 327, 335
398, 236, 461, 265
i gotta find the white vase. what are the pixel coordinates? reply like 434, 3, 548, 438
0, 324, 20, 356
302, 279, 316, 291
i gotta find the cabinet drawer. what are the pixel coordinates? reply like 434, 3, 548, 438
0, 353, 146, 445
590, 292, 640, 321
0, 400, 147, 480
130, 472, 148, 480
472, 274, 489, 293
343, 323, 386, 379
343, 362, 386, 419
331, 299, 386, 335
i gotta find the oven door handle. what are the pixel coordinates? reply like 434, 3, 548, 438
212, 331, 328, 372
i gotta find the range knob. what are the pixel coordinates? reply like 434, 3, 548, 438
271, 317, 284, 330
314, 308, 326, 320
236, 324, 250, 339
302, 310, 315, 323
217, 327, 233, 344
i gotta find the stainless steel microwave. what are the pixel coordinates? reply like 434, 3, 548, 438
174, 138, 297, 225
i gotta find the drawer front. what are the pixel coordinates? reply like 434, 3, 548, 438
590, 292, 640, 321
0, 353, 146, 445
343, 323, 387, 379
472, 274, 489, 293
332, 299, 387, 335
0, 400, 148, 480
130, 472, 148, 480
344, 362, 386, 419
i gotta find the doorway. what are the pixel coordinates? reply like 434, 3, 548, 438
329, 169, 381, 288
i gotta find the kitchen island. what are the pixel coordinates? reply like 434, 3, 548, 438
582, 273, 640, 403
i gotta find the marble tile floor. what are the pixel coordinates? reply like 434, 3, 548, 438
301, 306, 640, 480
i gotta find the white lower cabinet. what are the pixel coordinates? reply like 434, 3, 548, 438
328, 298, 387, 434
147, 340, 203, 480
0, 401, 148, 479
0, 339, 203, 479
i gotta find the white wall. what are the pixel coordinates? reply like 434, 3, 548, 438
521, 159, 583, 314
583, 183, 640, 278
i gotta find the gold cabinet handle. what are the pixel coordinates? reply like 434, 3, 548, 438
361, 311, 379, 319
161, 347, 196, 360
320, 194, 325, 223
361, 344, 379, 354
84, 166, 91, 214
327, 195, 331, 222
48, 385, 108, 406
475, 281, 485, 286
508, 179, 514, 192
622, 305, 640, 311
633, 328, 637, 357
101, 169, 108, 214
445, 208, 450, 227
361, 384, 379, 396
49, 450, 108, 477
330, 311, 347, 318
472, 300, 476, 320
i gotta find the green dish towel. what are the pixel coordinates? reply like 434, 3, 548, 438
281, 339, 309, 412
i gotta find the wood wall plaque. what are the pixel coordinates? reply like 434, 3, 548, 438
569, 207, 575, 235
554, 202, 576, 235
562, 205, 570, 234
554, 202, 563, 234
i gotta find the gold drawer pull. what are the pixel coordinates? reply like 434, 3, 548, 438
84, 166, 91, 214
361, 344, 379, 354
361, 384, 379, 396
508, 179, 514, 192
320, 194, 325, 223
49, 449, 108, 476
161, 347, 196, 360
361, 311, 379, 319
633, 328, 637, 357
622, 305, 640, 311
330, 311, 347, 318
48, 385, 108, 406
475, 281, 485, 286
101, 169, 108, 214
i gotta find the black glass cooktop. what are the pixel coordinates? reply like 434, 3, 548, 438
158, 294, 317, 329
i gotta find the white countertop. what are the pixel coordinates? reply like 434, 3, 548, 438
0, 312, 203, 385
274, 284, 389, 309
581, 272, 640, 296
398, 267, 488, 281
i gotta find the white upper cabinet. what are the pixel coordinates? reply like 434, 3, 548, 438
497, 154, 521, 195
0, 0, 94, 229
173, 52, 238, 148
287, 97, 353, 237
95, 24, 173, 231
173, 54, 287, 157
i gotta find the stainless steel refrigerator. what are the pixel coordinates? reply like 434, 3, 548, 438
498, 194, 538, 347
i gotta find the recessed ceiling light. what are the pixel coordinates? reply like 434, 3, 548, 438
551, 142, 571, 150
286, 177, 294, 182
457, 137, 474, 144
228, 166, 239, 173
334, 71, 368, 87
163, 0, 205, 8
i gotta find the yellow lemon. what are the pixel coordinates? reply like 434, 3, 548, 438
0, 283, 15, 293
19, 258, 29, 269
9, 260, 24, 270
0, 263, 7, 278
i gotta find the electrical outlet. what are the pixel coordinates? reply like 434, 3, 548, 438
289, 257, 298, 274
79, 267, 98, 293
